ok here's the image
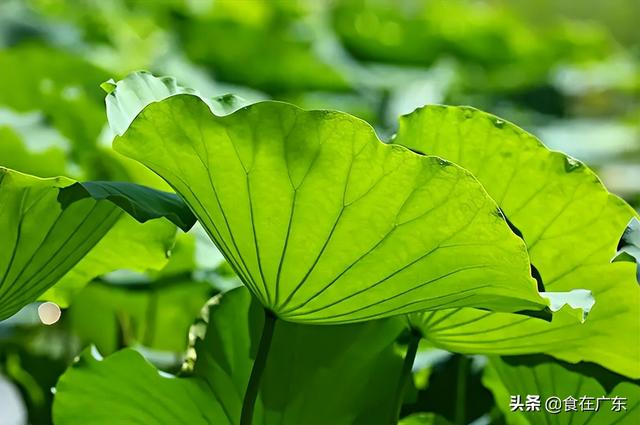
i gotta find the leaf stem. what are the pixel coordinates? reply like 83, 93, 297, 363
143, 291, 159, 346
455, 355, 468, 425
240, 308, 276, 425
391, 329, 421, 424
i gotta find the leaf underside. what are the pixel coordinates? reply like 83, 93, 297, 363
0, 168, 121, 320
105, 71, 248, 137
397, 106, 639, 378
483, 354, 640, 424
58, 180, 197, 232
112, 95, 549, 324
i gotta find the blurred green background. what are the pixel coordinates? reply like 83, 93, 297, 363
0, 1, 638, 424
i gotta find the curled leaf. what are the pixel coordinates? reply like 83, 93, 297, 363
58, 181, 197, 232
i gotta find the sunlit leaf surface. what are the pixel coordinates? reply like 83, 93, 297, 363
112, 94, 550, 323
398, 106, 640, 378
0, 168, 121, 320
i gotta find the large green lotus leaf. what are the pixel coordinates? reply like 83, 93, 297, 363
54, 348, 227, 425
0, 108, 184, 308
0, 168, 121, 320
54, 286, 406, 425
483, 355, 640, 425
112, 95, 550, 323
397, 106, 640, 378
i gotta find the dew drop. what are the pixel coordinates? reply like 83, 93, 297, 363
494, 119, 505, 128
564, 156, 582, 172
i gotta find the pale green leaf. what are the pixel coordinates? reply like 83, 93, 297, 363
0, 168, 121, 320
104, 71, 249, 137
112, 95, 550, 323
539, 289, 595, 322
397, 106, 639, 378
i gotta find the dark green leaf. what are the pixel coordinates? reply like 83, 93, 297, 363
179, 2, 349, 93
54, 286, 405, 424
55, 348, 227, 424
57, 181, 197, 232
402, 354, 496, 424
66, 232, 212, 354
399, 413, 455, 425
68, 277, 213, 355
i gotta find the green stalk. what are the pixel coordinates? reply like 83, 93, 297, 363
143, 291, 158, 346
455, 355, 469, 425
240, 309, 276, 425
391, 330, 421, 424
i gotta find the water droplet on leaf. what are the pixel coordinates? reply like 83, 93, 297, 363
564, 156, 582, 172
